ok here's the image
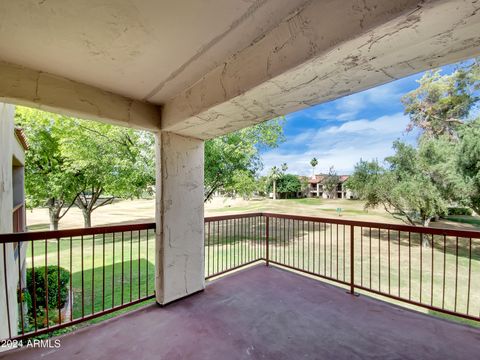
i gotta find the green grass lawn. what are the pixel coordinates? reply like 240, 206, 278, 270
21, 200, 480, 337
24, 229, 155, 332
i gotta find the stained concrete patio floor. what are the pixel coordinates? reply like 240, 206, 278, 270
2, 264, 479, 359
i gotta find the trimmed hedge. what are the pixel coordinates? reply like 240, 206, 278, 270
26, 266, 70, 311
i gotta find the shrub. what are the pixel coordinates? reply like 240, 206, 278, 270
26, 266, 70, 311
447, 207, 473, 216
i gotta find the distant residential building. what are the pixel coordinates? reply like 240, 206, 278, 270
308, 174, 354, 199
0, 102, 28, 341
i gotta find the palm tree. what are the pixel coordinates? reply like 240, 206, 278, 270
268, 163, 287, 200
310, 157, 318, 177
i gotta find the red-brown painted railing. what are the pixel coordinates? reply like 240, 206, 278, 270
205, 212, 480, 322
1, 212, 478, 342
0, 223, 156, 342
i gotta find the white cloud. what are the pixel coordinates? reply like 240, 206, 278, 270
314, 81, 404, 122
260, 112, 414, 176
324, 113, 408, 135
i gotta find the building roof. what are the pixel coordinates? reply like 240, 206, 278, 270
14, 127, 29, 151
308, 174, 349, 184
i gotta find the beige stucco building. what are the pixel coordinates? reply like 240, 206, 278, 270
0, 102, 27, 341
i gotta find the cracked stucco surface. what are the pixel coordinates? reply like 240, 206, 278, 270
162, 0, 480, 139
155, 132, 204, 304
0, 61, 161, 131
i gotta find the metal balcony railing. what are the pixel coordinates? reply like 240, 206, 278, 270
1, 212, 479, 343
205, 212, 480, 322
0, 223, 155, 341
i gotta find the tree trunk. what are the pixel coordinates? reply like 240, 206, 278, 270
82, 209, 92, 228
421, 217, 431, 247
273, 181, 277, 200
48, 207, 59, 231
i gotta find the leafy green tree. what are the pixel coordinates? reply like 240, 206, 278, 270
204, 118, 285, 202
323, 166, 340, 199
402, 60, 479, 139
15, 107, 79, 230
457, 118, 480, 214
310, 157, 318, 177
268, 163, 287, 200
60, 119, 155, 227
275, 174, 302, 199
226, 170, 257, 200
348, 141, 455, 246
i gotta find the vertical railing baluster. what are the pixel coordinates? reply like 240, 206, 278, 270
57, 238, 61, 325
102, 233, 106, 311
130, 231, 133, 303
343, 225, 346, 282
378, 229, 381, 292
336, 224, 339, 279
398, 231, 401, 298
45, 238, 50, 327
369, 228, 372, 289
360, 226, 363, 286
266, 216, 269, 266
408, 232, 412, 301
69, 236, 73, 322
388, 229, 391, 295
467, 237, 472, 315
442, 235, 446, 309
350, 225, 355, 294
146, 230, 149, 297
92, 234, 95, 314
112, 232, 116, 307
454, 236, 459, 312
32, 240, 38, 330
138, 230, 141, 299
3, 243, 12, 338
18, 240, 25, 334
420, 233, 423, 303
122, 232, 125, 305
431, 234, 434, 306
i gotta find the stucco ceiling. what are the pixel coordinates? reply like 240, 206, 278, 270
0, 0, 307, 104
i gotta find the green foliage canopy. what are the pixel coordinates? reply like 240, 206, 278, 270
204, 118, 285, 202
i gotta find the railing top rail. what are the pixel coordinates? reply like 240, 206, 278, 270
205, 212, 263, 222
0, 222, 156, 243
262, 212, 480, 238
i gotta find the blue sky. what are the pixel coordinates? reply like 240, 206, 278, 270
260, 61, 471, 176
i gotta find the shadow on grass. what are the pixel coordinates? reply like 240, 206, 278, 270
71, 258, 155, 319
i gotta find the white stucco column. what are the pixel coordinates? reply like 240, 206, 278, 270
154, 131, 205, 305
0, 102, 19, 341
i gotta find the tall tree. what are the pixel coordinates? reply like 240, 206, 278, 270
60, 119, 155, 227
275, 174, 301, 199
402, 59, 479, 139
347, 141, 455, 246
310, 157, 318, 177
268, 163, 287, 200
323, 166, 340, 199
204, 118, 285, 202
457, 118, 480, 214
15, 107, 79, 230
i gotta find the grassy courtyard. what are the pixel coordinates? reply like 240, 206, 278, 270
22, 197, 480, 334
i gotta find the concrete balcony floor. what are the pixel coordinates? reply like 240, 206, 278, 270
2, 265, 479, 360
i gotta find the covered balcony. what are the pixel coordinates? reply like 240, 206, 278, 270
1, 0, 480, 358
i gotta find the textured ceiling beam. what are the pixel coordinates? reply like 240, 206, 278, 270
161, 0, 480, 139
0, 61, 161, 131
